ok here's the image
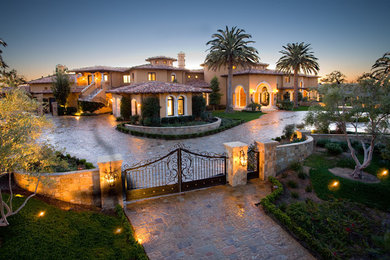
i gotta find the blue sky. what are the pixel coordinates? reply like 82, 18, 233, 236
1, 0, 389, 81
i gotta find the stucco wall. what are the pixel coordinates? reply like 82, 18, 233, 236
125, 117, 221, 135
14, 169, 101, 206
275, 135, 314, 173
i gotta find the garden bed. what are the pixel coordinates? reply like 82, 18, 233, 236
117, 118, 241, 140
0, 195, 147, 259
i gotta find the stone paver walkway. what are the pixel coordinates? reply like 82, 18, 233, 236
125, 179, 314, 260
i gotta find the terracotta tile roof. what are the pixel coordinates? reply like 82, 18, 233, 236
129, 64, 187, 71
107, 81, 211, 94
69, 66, 129, 73
28, 74, 77, 84
221, 69, 320, 78
185, 80, 210, 88
145, 56, 177, 62
29, 86, 84, 94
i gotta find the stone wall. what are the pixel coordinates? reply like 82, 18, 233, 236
14, 169, 101, 207
125, 117, 221, 135
308, 133, 372, 144
275, 135, 314, 173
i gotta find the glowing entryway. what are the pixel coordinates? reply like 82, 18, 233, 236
233, 86, 246, 108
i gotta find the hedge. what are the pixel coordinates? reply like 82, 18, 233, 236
116, 118, 242, 140
260, 177, 333, 259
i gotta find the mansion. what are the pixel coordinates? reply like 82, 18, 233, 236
27, 52, 319, 117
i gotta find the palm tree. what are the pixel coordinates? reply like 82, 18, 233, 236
205, 26, 260, 113
0, 39, 7, 69
372, 51, 390, 79
276, 42, 319, 108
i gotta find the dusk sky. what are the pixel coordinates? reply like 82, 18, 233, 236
1, 0, 389, 81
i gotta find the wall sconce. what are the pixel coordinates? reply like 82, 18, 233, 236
239, 149, 247, 167
104, 162, 119, 187
274, 89, 279, 93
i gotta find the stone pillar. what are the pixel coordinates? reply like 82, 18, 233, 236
256, 141, 278, 180
52, 102, 58, 116
37, 94, 43, 116
224, 142, 248, 187
97, 154, 123, 209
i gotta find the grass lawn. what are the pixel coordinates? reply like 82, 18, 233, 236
292, 106, 310, 111
0, 195, 147, 260
304, 153, 390, 211
211, 110, 264, 122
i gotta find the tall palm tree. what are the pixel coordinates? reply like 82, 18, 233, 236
0, 39, 7, 69
372, 51, 390, 79
276, 42, 319, 108
205, 26, 260, 113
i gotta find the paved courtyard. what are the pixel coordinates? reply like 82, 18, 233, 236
125, 179, 314, 260
46, 111, 308, 166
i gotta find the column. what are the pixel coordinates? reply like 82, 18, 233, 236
97, 154, 123, 209
224, 142, 248, 186
255, 141, 278, 180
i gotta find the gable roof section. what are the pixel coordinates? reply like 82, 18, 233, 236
107, 81, 211, 94
70, 66, 129, 73
145, 56, 177, 62
28, 74, 77, 84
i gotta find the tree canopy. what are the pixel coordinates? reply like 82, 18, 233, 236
321, 70, 346, 84
52, 70, 70, 107
209, 76, 222, 109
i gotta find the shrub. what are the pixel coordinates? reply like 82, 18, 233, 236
274, 137, 282, 142
120, 96, 132, 120
325, 142, 343, 155
141, 97, 160, 126
305, 185, 312, 192
279, 203, 287, 212
283, 124, 296, 140
298, 171, 306, 180
277, 100, 294, 110
246, 102, 261, 112
57, 105, 66, 116
281, 172, 288, 178
129, 115, 139, 125
66, 106, 77, 115
291, 191, 299, 199
192, 95, 206, 118
79, 101, 105, 113
287, 180, 298, 188
290, 161, 302, 172
316, 139, 330, 148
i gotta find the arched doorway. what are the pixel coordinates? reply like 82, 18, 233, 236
131, 99, 138, 115
260, 87, 270, 106
234, 86, 246, 108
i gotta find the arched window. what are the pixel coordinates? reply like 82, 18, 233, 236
171, 73, 176, 82
234, 86, 246, 108
178, 96, 185, 115
131, 99, 137, 115
261, 87, 270, 106
167, 96, 174, 116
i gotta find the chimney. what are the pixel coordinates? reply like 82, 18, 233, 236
178, 52, 185, 69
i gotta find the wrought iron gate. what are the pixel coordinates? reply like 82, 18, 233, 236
247, 146, 259, 180
122, 145, 227, 201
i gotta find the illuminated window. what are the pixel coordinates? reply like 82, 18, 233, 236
131, 99, 137, 115
178, 96, 184, 115
187, 75, 191, 78
300, 81, 303, 87
232, 65, 236, 70
103, 74, 108, 81
167, 96, 174, 116
163, 61, 167, 64
155, 61, 159, 64
123, 75, 131, 83
148, 72, 156, 81
195, 75, 198, 79
171, 73, 176, 82
285, 77, 290, 83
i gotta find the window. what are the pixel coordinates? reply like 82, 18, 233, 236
187, 75, 191, 79
148, 72, 156, 81
171, 73, 176, 82
167, 96, 174, 116
195, 75, 198, 79
163, 61, 167, 64
232, 65, 236, 70
131, 99, 137, 115
103, 74, 108, 81
155, 61, 159, 64
285, 77, 290, 83
123, 75, 131, 83
178, 96, 184, 115
300, 81, 303, 87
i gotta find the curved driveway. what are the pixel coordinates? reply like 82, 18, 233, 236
46, 111, 307, 166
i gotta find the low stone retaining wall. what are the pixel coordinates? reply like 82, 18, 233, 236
125, 117, 222, 135
275, 135, 314, 173
14, 169, 101, 207
308, 133, 372, 143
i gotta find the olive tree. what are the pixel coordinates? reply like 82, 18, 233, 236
0, 89, 61, 226
305, 78, 390, 178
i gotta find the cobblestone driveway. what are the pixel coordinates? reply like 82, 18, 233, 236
47, 111, 308, 166
125, 179, 314, 260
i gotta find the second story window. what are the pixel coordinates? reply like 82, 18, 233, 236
103, 74, 108, 81
285, 77, 290, 83
171, 73, 176, 82
123, 75, 131, 84
148, 72, 156, 81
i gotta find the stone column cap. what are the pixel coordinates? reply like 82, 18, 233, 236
97, 154, 123, 164
223, 141, 248, 148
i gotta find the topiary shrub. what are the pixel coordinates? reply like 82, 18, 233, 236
192, 95, 206, 119
79, 101, 105, 113
120, 96, 132, 120
141, 96, 160, 126
325, 142, 343, 155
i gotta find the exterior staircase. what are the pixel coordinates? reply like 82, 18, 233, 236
78, 82, 107, 104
